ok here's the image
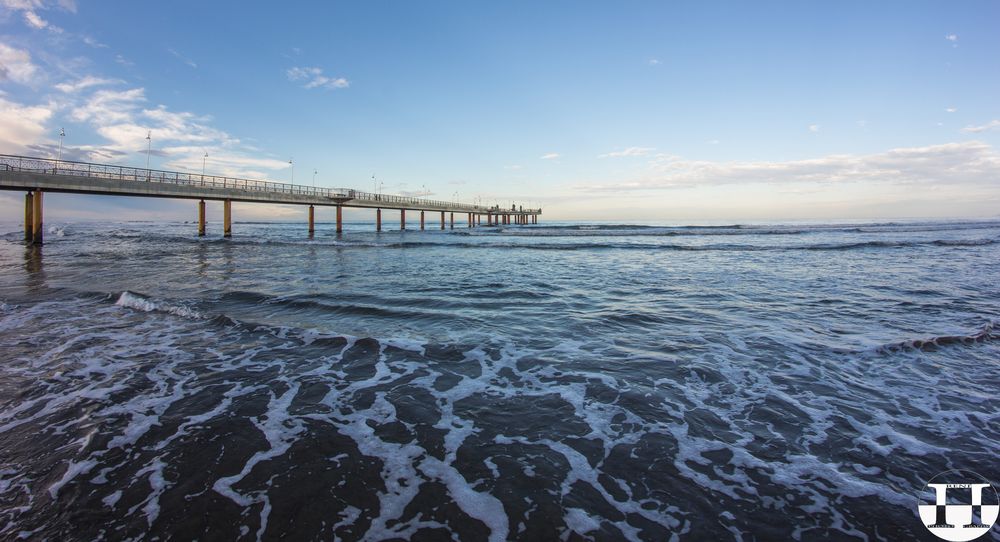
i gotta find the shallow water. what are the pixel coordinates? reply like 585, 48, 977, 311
0, 219, 998, 541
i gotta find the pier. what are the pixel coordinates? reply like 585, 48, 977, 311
0, 155, 541, 244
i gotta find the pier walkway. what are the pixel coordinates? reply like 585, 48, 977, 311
0, 154, 541, 244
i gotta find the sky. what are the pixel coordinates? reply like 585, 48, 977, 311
1, 0, 999, 222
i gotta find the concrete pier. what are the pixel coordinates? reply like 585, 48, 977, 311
336, 205, 342, 234
0, 154, 543, 238
420, 210, 425, 230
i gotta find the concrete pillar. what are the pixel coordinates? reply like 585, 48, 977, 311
223, 199, 232, 237
198, 199, 206, 236
440, 211, 445, 230
487, 213, 492, 226
31, 190, 43, 245
24, 192, 33, 242
450, 212, 454, 229
401, 209, 406, 230
420, 210, 425, 230
376, 208, 382, 232
309, 205, 316, 236
336, 205, 343, 233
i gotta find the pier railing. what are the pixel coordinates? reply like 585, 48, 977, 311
0, 154, 540, 214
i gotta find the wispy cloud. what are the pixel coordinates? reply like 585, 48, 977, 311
504, 164, 522, 170
0, 94, 53, 154
599, 146, 654, 158
286, 66, 349, 90
647, 58, 660, 66
54, 75, 121, 93
167, 48, 197, 69
578, 141, 1000, 192
0, 43, 39, 84
945, 107, 957, 113
962, 120, 1000, 133
82, 35, 107, 48
540, 152, 560, 160
808, 124, 820, 133
945, 34, 958, 42
1, 0, 66, 33
114, 54, 134, 67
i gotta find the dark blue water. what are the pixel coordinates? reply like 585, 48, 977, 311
1, 219, 998, 540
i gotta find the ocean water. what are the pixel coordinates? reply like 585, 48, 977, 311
0, 219, 998, 541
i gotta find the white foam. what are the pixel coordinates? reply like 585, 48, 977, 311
115, 291, 203, 319
563, 507, 601, 537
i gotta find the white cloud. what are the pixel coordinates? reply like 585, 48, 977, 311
961, 120, 1000, 133
114, 54, 133, 67
540, 152, 560, 160
945, 107, 957, 113
707, 139, 720, 145
286, 66, 349, 90
945, 34, 958, 42
0, 0, 66, 33
167, 48, 197, 69
54, 75, 120, 93
808, 124, 820, 133
599, 146, 654, 158
82, 35, 107, 48
648, 58, 660, 66
23, 9, 47, 28
0, 94, 53, 153
578, 141, 1000, 192
504, 164, 522, 170
0, 43, 38, 84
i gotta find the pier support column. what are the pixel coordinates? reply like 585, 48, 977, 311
420, 210, 425, 230
376, 208, 382, 232
24, 192, 33, 242
440, 211, 445, 230
223, 199, 232, 238
31, 190, 43, 245
309, 205, 316, 236
401, 209, 406, 230
198, 200, 206, 236
336, 205, 343, 234
450, 212, 454, 229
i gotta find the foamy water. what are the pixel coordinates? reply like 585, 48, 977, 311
0, 219, 998, 540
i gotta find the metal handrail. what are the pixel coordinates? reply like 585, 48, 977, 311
0, 153, 542, 214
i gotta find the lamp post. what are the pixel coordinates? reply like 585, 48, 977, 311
312, 169, 317, 188
58, 127, 65, 162
145, 130, 152, 170
289, 158, 294, 183
202, 151, 208, 176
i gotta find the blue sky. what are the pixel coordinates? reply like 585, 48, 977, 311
1, 1, 999, 221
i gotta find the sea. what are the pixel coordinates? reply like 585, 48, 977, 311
0, 218, 998, 541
